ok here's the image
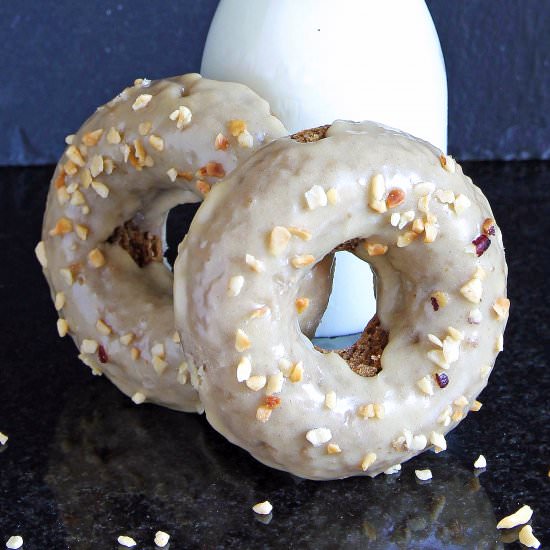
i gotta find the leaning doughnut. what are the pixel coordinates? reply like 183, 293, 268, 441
174, 121, 509, 479
35, 74, 333, 412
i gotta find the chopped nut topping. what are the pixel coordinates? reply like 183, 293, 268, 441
409, 433, 428, 450
496, 504, 533, 529
54, 292, 66, 311
237, 129, 253, 148
460, 277, 483, 303
288, 226, 312, 240
306, 427, 332, 446
482, 218, 496, 236
166, 168, 178, 182
291, 254, 315, 268
451, 410, 463, 422
437, 405, 452, 426
75, 224, 89, 241
172, 331, 180, 343
289, 361, 304, 382
325, 390, 336, 410
228, 119, 247, 136
5, 536, 24, 550
396, 231, 418, 248
149, 134, 164, 151
360, 452, 377, 471
435, 189, 455, 204
470, 400, 483, 412
177, 362, 188, 384
252, 501, 272, 515
227, 275, 245, 297
269, 226, 291, 256
430, 291, 448, 310
326, 187, 340, 204
278, 358, 292, 377
70, 190, 86, 207
390, 212, 400, 227
89, 154, 103, 178
88, 248, 106, 268
439, 154, 456, 173
35, 241, 47, 268
447, 326, 464, 341
119, 333, 135, 346
295, 297, 310, 314
65, 134, 75, 145
49, 217, 73, 237
358, 403, 375, 418
196, 180, 211, 195
429, 431, 447, 452
474, 454, 487, 468
266, 372, 284, 395
235, 329, 251, 352
412, 218, 425, 234
384, 464, 402, 475
427, 349, 449, 369
414, 181, 435, 196
374, 403, 385, 418
364, 242, 388, 256
249, 306, 269, 319
245, 253, 265, 272
417, 376, 434, 395
80, 167, 92, 187
256, 405, 272, 423
415, 469, 433, 481
169, 105, 193, 129
214, 132, 229, 150
304, 185, 328, 210
424, 222, 438, 243
151, 343, 165, 358
138, 121, 151, 136
428, 333, 444, 347
130, 347, 141, 361
417, 194, 431, 214
66, 145, 85, 167
96, 319, 112, 336
130, 394, 145, 406
81, 339, 99, 354
399, 210, 415, 229
59, 268, 74, 286
57, 318, 69, 337
246, 375, 266, 391
386, 188, 405, 208
518, 525, 540, 549
82, 129, 104, 147
132, 93, 153, 110
64, 160, 78, 176
0, 432, 8, 445
493, 297, 510, 320
453, 193, 471, 215
496, 333, 504, 352
91, 180, 109, 198
57, 186, 70, 205
107, 127, 122, 144
327, 443, 342, 454
152, 355, 168, 375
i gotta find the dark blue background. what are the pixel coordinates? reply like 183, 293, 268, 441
0, 0, 548, 165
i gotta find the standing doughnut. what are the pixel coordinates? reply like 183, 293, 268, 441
35, 74, 333, 412
174, 121, 508, 478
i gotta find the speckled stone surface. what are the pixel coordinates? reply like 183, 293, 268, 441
0, 162, 548, 549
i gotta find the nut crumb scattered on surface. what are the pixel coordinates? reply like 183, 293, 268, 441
415, 469, 432, 481
0, 431, 8, 445
154, 531, 170, 548
6, 536, 23, 549
474, 454, 487, 469
252, 501, 273, 515
496, 504, 533, 529
117, 535, 137, 547
518, 525, 541, 549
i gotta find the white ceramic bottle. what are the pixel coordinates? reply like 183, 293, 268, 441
201, 0, 447, 337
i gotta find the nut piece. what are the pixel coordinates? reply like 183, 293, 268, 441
386, 188, 406, 208
169, 105, 192, 129
83, 129, 104, 147
265, 372, 284, 395
474, 454, 487, 469
429, 431, 447, 452
236, 356, 251, 382
368, 173, 387, 213
88, 248, 106, 268
306, 427, 332, 446
256, 405, 273, 423
54, 292, 66, 311
246, 375, 267, 391
227, 275, 245, 297
304, 185, 327, 210
439, 154, 456, 173
154, 531, 170, 548
131, 392, 146, 405
295, 297, 310, 314
237, 130, 253, 148
132, 93, 153, 110
107, 127, 122, 144
235, 329, 251, 352
492, 297, 510, 320
117, 535, 137, 547
214, 132, 229, 150
396, 231, 418, 248
417, 376, 434, 396
91, 180, 109, 198
291, 254, 315, 268
364, 242, 388, 256
289, 361, 304, 382
80, 339, 99, 354
496, 504, 533, 529
149, 134, 164, 151
326, 187, 340, 205
269, 226, 291, 256
57, 318, 69, 337
360, 452, 377, 471
252, 501, 273, 515
518, 525, 541, 549
6, 536, 24, 550
415, 469, 433, 481
119, 333, 135, 346
0, 432, 9, 445
287, 226, 312, 241
453, 193, 471, 215
327, 443, 342, 454
49, 217, 73, 236
245, 254, 265, 273
460, 277, 483, 303
35, 241, 48, 268
325, 390, 336, 410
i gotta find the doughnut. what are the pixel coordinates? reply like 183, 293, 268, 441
35, 74, 333, 412
174, 120, 509, 479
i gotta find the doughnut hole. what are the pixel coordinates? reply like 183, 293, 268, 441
164, 203, 200, 268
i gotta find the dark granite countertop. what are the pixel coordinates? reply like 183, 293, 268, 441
0, 162, 548, 549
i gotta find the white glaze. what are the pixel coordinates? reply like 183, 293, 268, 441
174, 121, 508, 479
38, 74, 333, 412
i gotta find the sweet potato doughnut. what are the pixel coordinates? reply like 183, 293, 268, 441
35, 74, 333, 412
174, 121, 509, 479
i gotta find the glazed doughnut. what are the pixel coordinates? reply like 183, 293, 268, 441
35, 74, 333, 412
174, 121, 509, 479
